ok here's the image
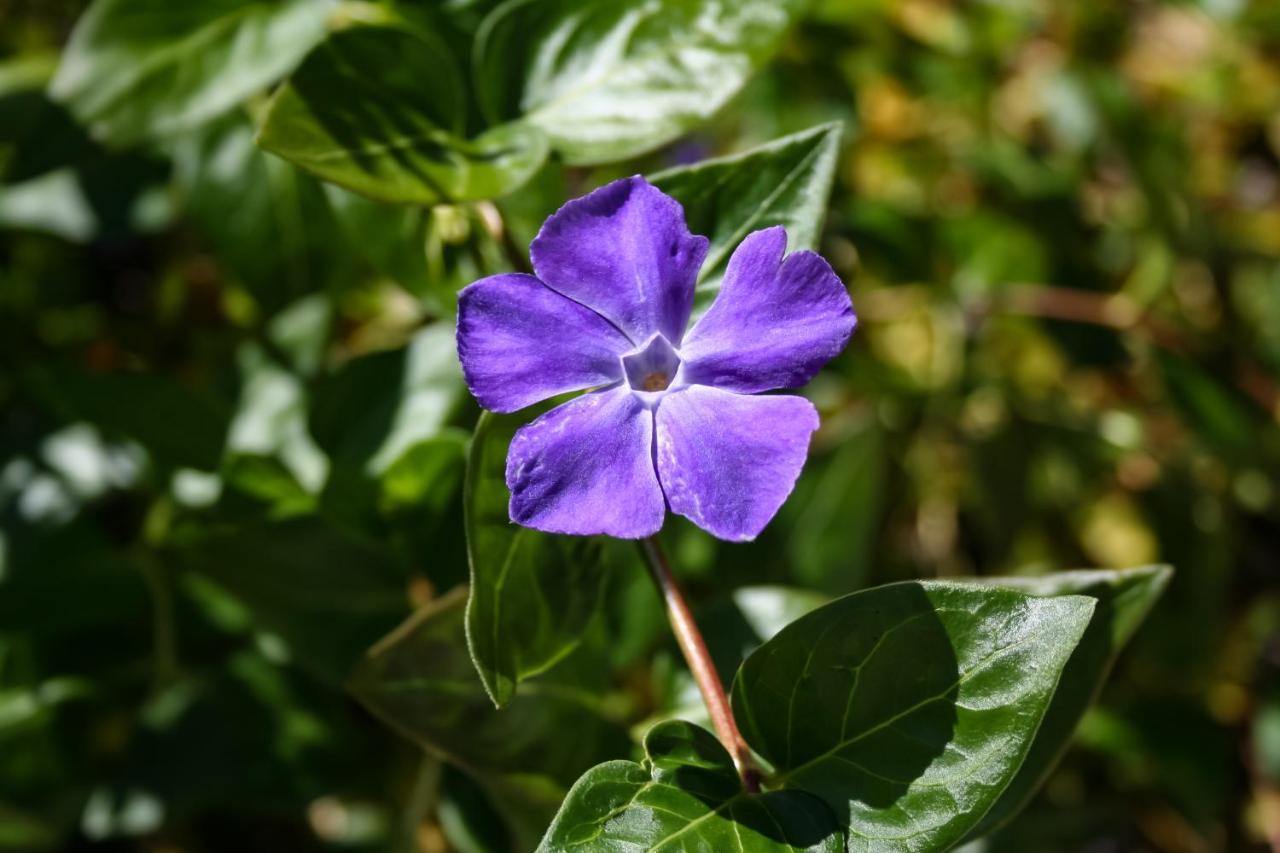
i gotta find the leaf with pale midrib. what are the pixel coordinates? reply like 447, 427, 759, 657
51, 0, 334, 146
475, 0, 804, 165
538, 720, 844, 852
651, 123, 842, 310
732, 582, 1094, 851
257, 4, 547, 204
465, 409, 607, 707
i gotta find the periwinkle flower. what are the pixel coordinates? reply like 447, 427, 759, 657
456, 177, 856, 541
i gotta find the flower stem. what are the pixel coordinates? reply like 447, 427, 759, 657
639, 536, 762, 793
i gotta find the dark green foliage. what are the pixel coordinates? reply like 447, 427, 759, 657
3, 0, 1277, 849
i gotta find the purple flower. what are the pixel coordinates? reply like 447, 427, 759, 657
456, 177, 856, 541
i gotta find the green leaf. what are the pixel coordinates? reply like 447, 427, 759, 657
181, 516, 411, 684
464, 410, 608, 707
309, 324, 467, 529
475, 0, 803, 165
50, 0, 335, 146
173, 117, 352, 308
348, 586, 627, 784
731, 582, 1095, 850
539, 720, 844, 852
651, 123, 842, 308
964, 565, 1172, 838
257, 3, 548, 204
26, 364, 231, 470
782, 418, 885, 594
0, 53, 96, 183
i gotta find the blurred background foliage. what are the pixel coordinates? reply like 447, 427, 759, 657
2, 0, 1280, 850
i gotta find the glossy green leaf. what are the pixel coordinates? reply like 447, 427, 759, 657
50, 0, 334, 146
257, 4, 547, 204
475, 0, 803, 165
964, 565, 1172, 838
348, 586, 627, 784
651, 123, 842, 307
464, 410, 608, 707
732, 582, 1095, 850
539, 720, 844, 852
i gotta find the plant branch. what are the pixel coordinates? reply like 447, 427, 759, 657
639, 536, 761, 793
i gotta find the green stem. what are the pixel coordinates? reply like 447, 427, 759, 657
639, 537, 761, 793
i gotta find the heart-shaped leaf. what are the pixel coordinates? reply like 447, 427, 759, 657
474, 0, 803, 165
50, 0, 334, 146
539, 720, 844, 852
732, 581, 1094, 850
651, 122, 842, 308
257, 3, 547, 204
964, 565, 1172, 838
465, 410, 608, 707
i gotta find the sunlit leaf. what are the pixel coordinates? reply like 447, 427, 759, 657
964, 565, 1172, 838
651, 122, 842, 307
257, 3, 547, 204
475, 0, 803, 165
732, 582, 1095, 849
50, 0, 334, 146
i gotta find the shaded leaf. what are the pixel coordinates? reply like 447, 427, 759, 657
26, 365, 231, 470
0, 53, 96, 183
464, 410, 608, 707
651, 123, 842, 308
475, 0, 803, 165
182, 516, 410, 683
257, 4, 547, 204
539, 720, 843, 852
965, 565, 1172, 838
348, 586, 628, 785
50, 0, 334, 146
308, 324, 467, 529
173, 117, 352, 307
732, 582, 1094, 850
781, 418, 885, 594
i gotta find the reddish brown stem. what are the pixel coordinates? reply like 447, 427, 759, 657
639, 537, 762, 793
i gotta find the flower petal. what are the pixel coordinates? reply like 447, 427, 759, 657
530, 176, 709, 345
507, 387, 664, 538
457, 273, 631, 413
655, 385, 818, 541
680, 227, 856, 393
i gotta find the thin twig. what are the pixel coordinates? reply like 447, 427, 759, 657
639, 537, 762, 793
